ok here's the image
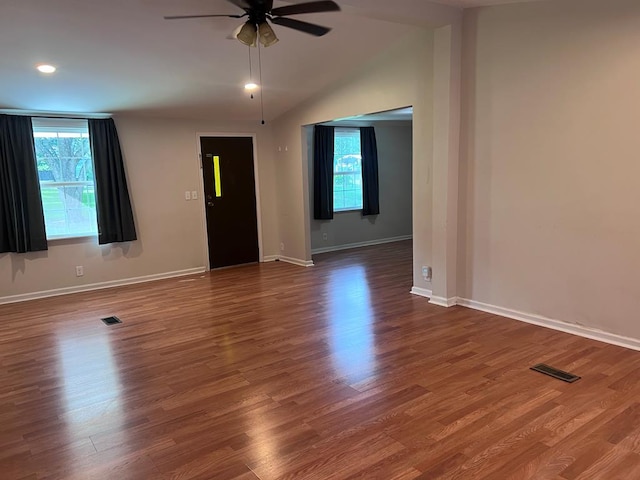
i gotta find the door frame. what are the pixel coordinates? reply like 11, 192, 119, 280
195, 132, 264, 270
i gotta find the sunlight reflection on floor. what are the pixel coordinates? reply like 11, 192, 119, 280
57, 332, 125, 468
326, 265, 376, 383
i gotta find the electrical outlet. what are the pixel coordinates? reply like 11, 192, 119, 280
191, 191, 198, 200
280, 242, 285, 251
75, 266, 84, 277
185, 191, 191, 201
322, 233, 328, 241
422, 266, 432, 281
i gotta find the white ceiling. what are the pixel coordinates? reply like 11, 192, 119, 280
0, 0, 541, 121
328, 107, 414, 125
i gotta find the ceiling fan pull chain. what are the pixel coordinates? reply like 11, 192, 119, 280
258, 41, 265, 125
248, 46, 254, 99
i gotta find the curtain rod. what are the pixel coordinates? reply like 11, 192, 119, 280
31, 115, 109, 121
0, 109, 112, 120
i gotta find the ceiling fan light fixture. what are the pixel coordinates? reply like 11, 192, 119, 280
258, 22, 279, 47
237, 21, 257, 47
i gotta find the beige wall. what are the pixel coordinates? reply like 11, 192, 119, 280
459, 0, 640, 338
271, 29, 435, 289
0, 115, 278, 300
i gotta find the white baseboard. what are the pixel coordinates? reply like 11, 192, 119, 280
311, 235, 412, 255
262, 255, 279, 263
410, 287, 433, 299
0, 267, 206, 305
430, 296, 458, 308
457, 297, 640, 352
279, 256, 314, 267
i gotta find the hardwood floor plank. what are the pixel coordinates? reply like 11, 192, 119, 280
2, 241, 640, 478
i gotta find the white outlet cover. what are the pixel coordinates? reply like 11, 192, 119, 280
185, 191, 191, 201
191, 191, 198, 200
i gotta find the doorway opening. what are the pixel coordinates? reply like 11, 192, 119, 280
305, 107, 414, 263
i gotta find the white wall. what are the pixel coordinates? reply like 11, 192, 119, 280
0, 115, 278, 301
459, 0, 640, 339
271, 29, 434, 290
308, 122, 413, 252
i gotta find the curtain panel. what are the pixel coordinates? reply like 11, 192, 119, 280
360, 126, 380, 216
313, 125, 335, 220
0, 114, 48, 253
88, 118, 137, 245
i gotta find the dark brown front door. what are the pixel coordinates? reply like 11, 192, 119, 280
200, 136, 259, 269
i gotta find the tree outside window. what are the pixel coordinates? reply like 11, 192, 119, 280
33, 118, 98, 239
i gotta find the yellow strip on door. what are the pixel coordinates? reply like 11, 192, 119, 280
214, 156, 222, 197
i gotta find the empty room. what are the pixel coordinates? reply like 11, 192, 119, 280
2, 0, 640, 478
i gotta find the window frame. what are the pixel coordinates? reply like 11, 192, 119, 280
32, 118, 98, 241
333, 127, 363, 213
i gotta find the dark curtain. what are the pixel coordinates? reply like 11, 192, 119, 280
88, 118, 137, 245
313, 125, 335, 220
0, 115, 48, 253
360, 127, 380, 216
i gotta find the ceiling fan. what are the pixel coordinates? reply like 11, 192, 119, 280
164, 0, 341, 47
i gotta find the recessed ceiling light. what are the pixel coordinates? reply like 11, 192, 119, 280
244, 82, 258, 91
36, 64, 56, 74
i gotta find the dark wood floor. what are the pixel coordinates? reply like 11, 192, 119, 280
2, 240, 640, 479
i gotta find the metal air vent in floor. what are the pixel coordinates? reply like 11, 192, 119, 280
101, 316, 122, 326
530, 363, 580, 383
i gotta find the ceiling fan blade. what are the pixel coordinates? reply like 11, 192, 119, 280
164, 14, 244, 20
270, 17, 331, 36
226, 0, 252, 9
271, 1, 340, 17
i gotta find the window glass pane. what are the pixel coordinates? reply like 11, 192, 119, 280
334, 191, 345, 211
32, 119, 98, 239
344, 174, 355, 189
333, 128, 363, 211
40, 185, 97, 238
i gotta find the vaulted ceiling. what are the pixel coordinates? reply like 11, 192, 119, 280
0, 0, 543, 121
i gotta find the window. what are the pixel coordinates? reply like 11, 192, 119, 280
333, 128, 362, 211
32, 118, 98, 239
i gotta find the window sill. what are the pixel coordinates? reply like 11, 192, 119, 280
47, 234, 97, 244
333, 208, 362, 214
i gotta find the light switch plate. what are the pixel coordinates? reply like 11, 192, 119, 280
185, 191, 191, 201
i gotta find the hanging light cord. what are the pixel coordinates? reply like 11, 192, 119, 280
248, 46, 254, 99
258, 41, 265, 125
